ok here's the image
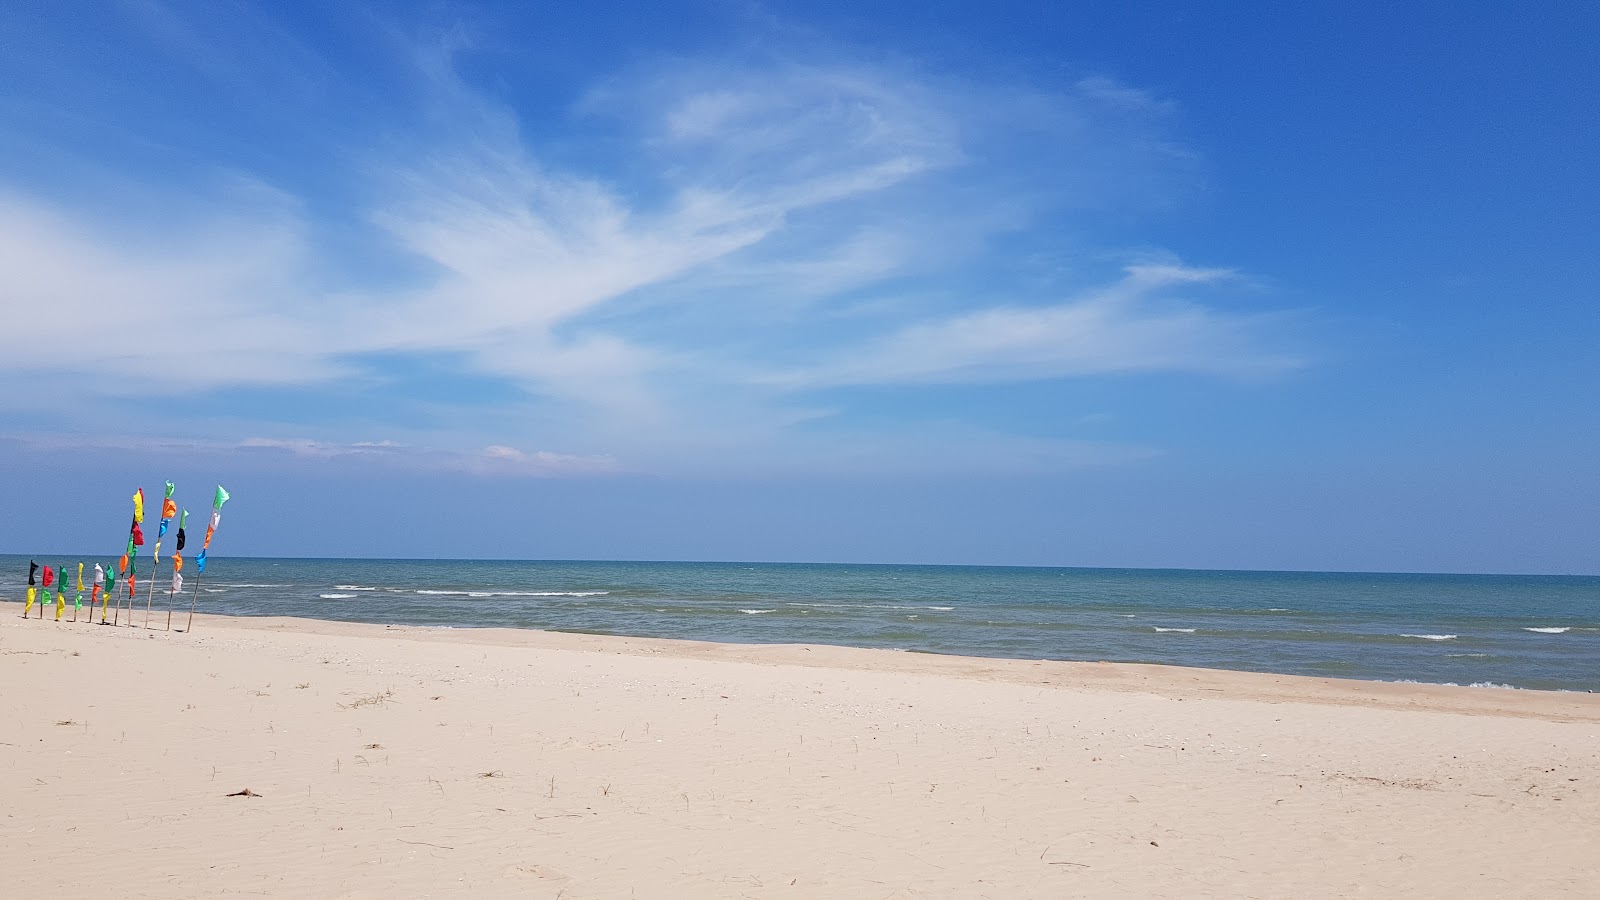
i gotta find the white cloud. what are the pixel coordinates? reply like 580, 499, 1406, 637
773, 264, 1302, 387
0, 26, 1305, 477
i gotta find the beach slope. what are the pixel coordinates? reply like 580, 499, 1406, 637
2, 606, 1596, 898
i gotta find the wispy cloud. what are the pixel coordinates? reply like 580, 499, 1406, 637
3, 431, 615, 478
0, 9, 1306, 476
772, 264, 1303, 388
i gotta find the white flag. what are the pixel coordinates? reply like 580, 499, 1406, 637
172, 571, 183, 593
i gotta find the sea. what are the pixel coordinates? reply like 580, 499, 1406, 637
4, 556, 1597, 692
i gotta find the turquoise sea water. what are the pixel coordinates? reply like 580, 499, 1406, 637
4, 556, 1597, 691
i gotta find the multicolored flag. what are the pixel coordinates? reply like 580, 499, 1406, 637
55, 571, 66, 620
25, 560, 38, 616
101, 565, 115, 622
176, 509, 188, 551
154, 482, 175, 563
75, 563, 84, 615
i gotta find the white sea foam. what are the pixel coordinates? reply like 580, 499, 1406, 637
926, 606, 954, 611
413, 589, 608, 598
1153, 627, 1196, 633
1523, 626, 1571, 634
319, 593, 357, 600
1469, 681, 1519, 689
739, 608, 775, 615
203, 588, 227, 593
1400, 633, 1457, 641
1118, 614, 1137, 618
1266, 607, 1289, 612
335, 585, 379, 591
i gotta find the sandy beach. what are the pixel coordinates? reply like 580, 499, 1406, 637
2, 604, 1596, 898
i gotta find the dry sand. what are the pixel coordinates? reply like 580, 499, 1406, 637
2, 603, 1597, 898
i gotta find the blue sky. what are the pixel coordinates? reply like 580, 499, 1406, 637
2, 1, 1596, 573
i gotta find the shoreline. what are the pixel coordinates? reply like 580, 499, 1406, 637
4, 600, 1598, 897
7, 601, 1597, 721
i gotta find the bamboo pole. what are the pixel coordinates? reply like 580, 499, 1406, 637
183, 571, 204, 633
143, 566, 157, 628
165, 577, 178, 631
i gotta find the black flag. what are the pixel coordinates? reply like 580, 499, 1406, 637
28, 559, 38, 586
175, 527, 186, 552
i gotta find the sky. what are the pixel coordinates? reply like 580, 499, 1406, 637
1, 1, 1596, 573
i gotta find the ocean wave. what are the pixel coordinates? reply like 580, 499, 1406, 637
413, 589, 609, 598
203, 588, 227, 593
739, 609, 776, 615
1153, 626, 1196, 633
334, 585, 379, 591
319, 593, 357, 600
1387, 679, 1518, 689
1523, 626, 1571, 634
1399, 633, 1457, 641
219, 583, 280, 588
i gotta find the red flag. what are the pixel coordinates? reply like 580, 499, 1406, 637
131, 523, 145, 546
42, 566, 54, 587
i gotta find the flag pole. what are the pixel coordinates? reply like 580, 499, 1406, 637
184, 571, 204, 633
166, 578, 177, 630
183, 485, 228, 634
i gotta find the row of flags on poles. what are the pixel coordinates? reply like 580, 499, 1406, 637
21, 482, 231, 629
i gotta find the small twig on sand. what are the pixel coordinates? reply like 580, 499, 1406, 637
225, 788, 263, 798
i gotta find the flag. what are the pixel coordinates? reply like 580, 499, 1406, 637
24, 587, 36, 615
118, 553, 129, 574
156, 483, 176, 558
173, 553, 184, 572
132, 488, 145, 523
176, 509, 189, 550
131, 521, 145, 546
172, 571, 183, 593
42, 565, 54, 587
76, 563, 84, 592
214, 485, 230, 509
75, 563, 84, 611
105, 566, 117, 595
94, 563, 104, 588
196, 549, 207, 573
55, 576, 65, 620
28, 560, 38, 586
